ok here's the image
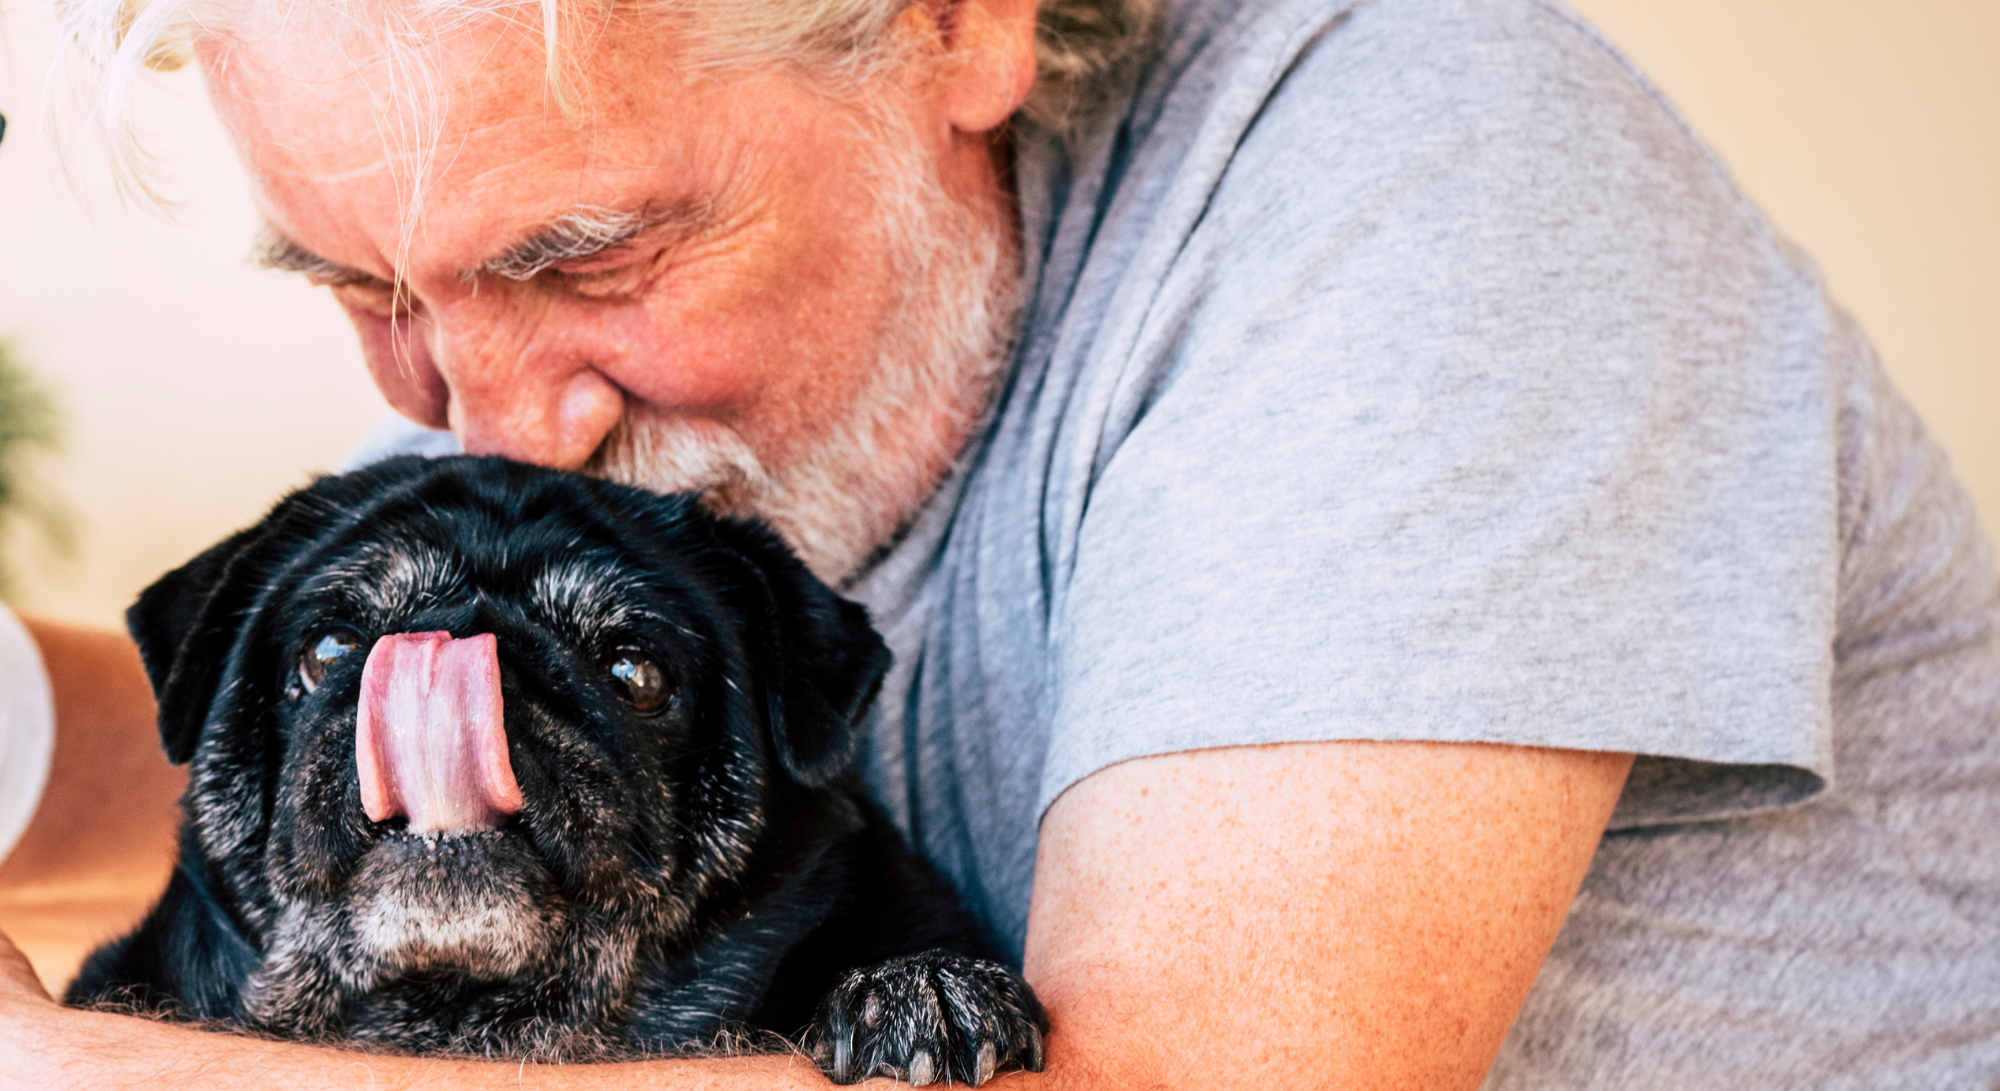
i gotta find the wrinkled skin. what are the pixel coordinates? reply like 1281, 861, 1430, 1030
200, 1, 1034, 583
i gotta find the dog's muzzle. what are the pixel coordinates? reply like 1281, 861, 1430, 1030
355, 632, 524, 834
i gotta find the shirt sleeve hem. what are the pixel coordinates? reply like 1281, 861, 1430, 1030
1035, 724, 1828, 830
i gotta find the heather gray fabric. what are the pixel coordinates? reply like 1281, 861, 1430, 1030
347, 0, 2000, 1079
850, 0, 2000, 1081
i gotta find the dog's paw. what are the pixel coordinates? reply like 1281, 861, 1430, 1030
807, 950, 1047, 1087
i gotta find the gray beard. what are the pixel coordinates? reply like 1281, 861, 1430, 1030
586, 112, 1020, 587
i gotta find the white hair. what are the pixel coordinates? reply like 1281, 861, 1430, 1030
58, 0, 1159, 198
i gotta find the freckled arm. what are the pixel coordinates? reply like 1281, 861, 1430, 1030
1012, 740, 1633, 1091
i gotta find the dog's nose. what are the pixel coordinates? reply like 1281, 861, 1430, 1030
355, 632, 524, 833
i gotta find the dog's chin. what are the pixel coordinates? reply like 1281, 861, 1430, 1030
346, 827, 564, 980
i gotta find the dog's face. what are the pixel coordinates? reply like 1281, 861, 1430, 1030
129, 456, 888, 1052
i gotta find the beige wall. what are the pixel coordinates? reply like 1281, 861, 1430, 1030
1568, 0, 2000, 554
1, 0, 1995, 631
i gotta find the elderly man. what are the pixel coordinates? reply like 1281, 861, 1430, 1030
2, 0, 1997, 1085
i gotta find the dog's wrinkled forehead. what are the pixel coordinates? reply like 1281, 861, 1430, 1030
527, 558, 685, 645
295, 525, 666, 646
303, 537, 469, 621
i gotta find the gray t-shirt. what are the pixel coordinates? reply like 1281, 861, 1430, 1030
845, 0, 2000, 1083
359, 0, 2000, 1080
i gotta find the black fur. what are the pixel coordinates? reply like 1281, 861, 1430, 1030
67, 455, 1045, 1085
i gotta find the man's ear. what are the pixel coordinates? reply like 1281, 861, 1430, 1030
709, 518, 892, 788
897, 0, 1039, 134
126, 524, 268, 765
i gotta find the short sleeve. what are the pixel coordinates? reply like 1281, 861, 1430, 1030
0, 605, 55, 862
1040, 0, 1840, 824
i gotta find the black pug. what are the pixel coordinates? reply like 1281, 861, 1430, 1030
67, 455, 1045, 1086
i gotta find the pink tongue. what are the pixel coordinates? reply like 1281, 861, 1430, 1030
355, 632, 523, 834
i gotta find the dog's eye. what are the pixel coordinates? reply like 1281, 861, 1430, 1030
291, 627, 365, 699
605, 649, 671, 714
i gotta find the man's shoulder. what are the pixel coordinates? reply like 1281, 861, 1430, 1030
1216, 0, 1709, 171
1114, 0, 1747, 263
1146, 0, 1662, 112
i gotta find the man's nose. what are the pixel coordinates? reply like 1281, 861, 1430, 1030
434, 314, 628, 471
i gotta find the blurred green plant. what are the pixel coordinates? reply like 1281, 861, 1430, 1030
0, 340, 68, 596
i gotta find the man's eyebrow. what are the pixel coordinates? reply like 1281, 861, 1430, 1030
471, 203, 712, 283
252, 229, 379, 286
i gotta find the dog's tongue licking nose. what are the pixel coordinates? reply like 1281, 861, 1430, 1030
355, 632, 523, 834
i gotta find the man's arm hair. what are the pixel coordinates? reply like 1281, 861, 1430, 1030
0, 956, 837, 1091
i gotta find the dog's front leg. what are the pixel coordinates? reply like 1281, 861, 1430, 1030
239, 902, 354, 1040
808, 951, 1048, 1087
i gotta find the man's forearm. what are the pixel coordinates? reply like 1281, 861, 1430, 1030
1, 1006, 837, 1091
2, 996, 1086, 1091
0, 923, 1061, 1091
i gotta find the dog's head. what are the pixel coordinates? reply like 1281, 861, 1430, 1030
130, 455, 889, 1049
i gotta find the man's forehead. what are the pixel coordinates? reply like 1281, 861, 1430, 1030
200, 2, 756, 152
206, 13, 740, 281
210, 36, 601, 178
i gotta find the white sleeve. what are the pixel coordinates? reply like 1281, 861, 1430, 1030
0, 606, 54, 864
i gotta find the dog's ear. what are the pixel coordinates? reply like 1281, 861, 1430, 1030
126, 524, 269, 765
710, 519, 891, 788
